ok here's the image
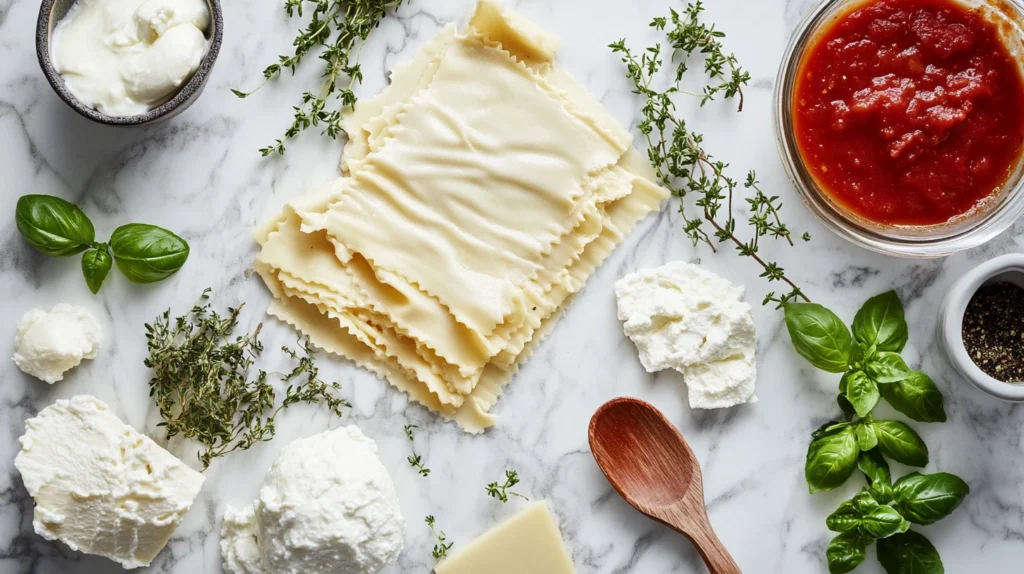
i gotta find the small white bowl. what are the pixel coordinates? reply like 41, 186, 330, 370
938, 254, 1024, 401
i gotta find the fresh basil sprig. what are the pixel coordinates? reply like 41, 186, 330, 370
15, 195, 189, 293
785, 291, 967, 574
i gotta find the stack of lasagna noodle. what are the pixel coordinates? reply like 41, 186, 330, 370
255, 0, 667, 432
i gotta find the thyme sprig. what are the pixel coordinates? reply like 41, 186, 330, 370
233, 0, 407, 156
145, 289, 350, 469
485, 470, 528, 503
611, 2, 809, 307
425, 515, 453, 562
404, 424, 431, 477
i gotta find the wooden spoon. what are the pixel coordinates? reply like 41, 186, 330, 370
589, 397, 741, 574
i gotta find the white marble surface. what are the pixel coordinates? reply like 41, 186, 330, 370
1, 0, 1023, 572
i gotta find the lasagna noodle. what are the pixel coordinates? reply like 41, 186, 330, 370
255, 0, 668, 432
257, 171, 667, 432
308, 34, 629, 339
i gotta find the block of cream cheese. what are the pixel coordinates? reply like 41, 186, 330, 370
434, 501, 575, 574
15, 395, 205, 568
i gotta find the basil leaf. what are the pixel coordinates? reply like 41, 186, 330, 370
785, 303, 853, 372
858, 450, 893, 501
852, 290, 908, 352
15, 195, 95, 256
879, 371, 946, 423
893, 472, 969, 525
866, 352, 913, 383
826, 500, 862, 533
826, 531, 870, 574
812, 420, 843, 440
851, 490, 880, 514
860, 505, 910, 539
876, 531, 944, 574
873, 420, 929, 467
806, 424, 859, 493
849, 341, 876, 369
844, 371, 880, 418
110, 224, 190, 283
855, 422, 878, 451
838, 395, 857, 421
81, 246, 112, 294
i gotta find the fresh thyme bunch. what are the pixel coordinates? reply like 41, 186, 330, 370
145, 289, 350, 468
233, 0, 408, 156
611, 2, 810, 307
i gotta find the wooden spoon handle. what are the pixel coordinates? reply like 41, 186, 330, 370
687, 525, 741, 574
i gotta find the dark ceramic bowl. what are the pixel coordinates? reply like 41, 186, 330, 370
36, 0, 223, 126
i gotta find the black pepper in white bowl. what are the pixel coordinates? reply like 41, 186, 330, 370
962, 282, 1024, 383
939, 254, 1024, 401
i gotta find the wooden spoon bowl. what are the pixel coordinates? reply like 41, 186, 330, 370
589, 397, 741, 574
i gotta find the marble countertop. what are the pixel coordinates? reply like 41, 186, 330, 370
2, 0, 1023, 572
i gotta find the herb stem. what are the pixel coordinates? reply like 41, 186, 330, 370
611, 1, 810, 308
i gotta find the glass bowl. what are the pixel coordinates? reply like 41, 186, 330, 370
774, 0, 1024, 258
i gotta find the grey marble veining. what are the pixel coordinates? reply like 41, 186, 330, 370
1, 0, 1023, 572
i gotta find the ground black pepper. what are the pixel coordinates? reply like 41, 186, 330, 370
962, 281, 1024, 383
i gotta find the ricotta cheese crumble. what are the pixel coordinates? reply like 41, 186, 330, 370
221, 426, 404, 574
615, 262, 758, 409
13, 303, 101, 383
14, 395, 205, 568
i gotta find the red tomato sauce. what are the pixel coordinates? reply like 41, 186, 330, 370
793, 0, 1024, 225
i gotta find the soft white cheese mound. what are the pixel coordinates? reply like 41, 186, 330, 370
615, 261, 758, 409
52, 0, 210, 116
13, 304, 101, 384
221, 426, 405, 574
14, 395, 205, 568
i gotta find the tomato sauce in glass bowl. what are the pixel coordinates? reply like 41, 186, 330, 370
792, 0, 1024, 226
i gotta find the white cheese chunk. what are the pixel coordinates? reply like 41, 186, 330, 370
14, 395, 205, 568
221, 426, 404, 574
13, 304, 101, 384
615, 262, 758, 409
434, 501, 575, 574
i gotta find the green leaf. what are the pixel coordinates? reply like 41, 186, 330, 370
826, 500, 863, 533
879, 371, 946, 423
858, 450, 893, 500
827, 531, 870, 574
852, 490, 880, 514
893, 472, 969, 525
784, 303, 853, 372
853, 291, 908, 352
866, 352, 913, 383
844, 371, 880, 417
838, 395, 857, 421
849, 341, 876, 369
860, 505, 910, 539
877, 531, 944, 574
855, 422, 878, 451
81, 246, 112, 294
15, 195, 95, 257
873, 420, 929, 467
806, 424, 859, 492
110, 224, 190, 283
